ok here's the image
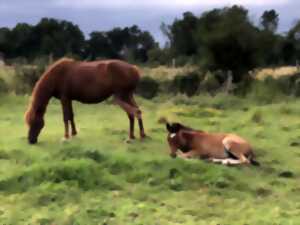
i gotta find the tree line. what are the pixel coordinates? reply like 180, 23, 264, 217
156, 6, 300, 81
1, 6, 300, 82
0, 18, 157, 63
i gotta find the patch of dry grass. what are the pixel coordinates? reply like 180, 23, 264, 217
255, 66, 300, 80
0, 65, 15, 85
142, 65, 300, 82
141, 65, 198, 80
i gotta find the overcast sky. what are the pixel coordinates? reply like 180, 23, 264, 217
1, 0, 300, 45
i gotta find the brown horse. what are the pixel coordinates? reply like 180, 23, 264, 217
25, 58, 146, 144
162, 119, 259, 166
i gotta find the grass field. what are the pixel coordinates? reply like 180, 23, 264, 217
1, 94, 300, 225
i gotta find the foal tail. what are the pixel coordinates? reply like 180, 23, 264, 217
248, 152, 260, 167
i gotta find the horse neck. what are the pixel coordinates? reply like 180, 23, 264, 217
30, 78, 53, 117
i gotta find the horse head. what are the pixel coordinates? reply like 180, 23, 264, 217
25, 109, 44, 144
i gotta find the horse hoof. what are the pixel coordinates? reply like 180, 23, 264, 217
61, 137, 70, 143
125, 138, 135, 144
140, 134, 149, 140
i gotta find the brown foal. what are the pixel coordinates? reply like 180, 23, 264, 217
163, 120, 259, 166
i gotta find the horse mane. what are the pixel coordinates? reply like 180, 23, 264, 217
25, 57, 75, 125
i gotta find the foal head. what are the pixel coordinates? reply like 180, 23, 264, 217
25, 109, 44, 144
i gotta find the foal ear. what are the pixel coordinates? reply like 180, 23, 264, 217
172, 123, 182, 133
166, 123, 172, 133
166, 123, 182, 133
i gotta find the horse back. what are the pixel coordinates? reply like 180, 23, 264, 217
189, 132, 228, 158
57, 60, 140, 102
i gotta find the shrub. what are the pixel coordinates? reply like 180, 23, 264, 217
13, 65, 41, 94
251, 110, 264, 124
246, 78, 287, 104
199, 71, 221, 94
0, 78, 8, 93
136, 76, 160, 99
147, 48, 173, 65
171, 71, 202, 96
12, 58, 48, 94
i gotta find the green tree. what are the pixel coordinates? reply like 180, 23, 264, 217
260, 10, 279, 33
87, 32, 114, 59
88, 25, 156, 62
284, 20, 300, 64
195, 6, 260, 82
0, 27, 11, 57
170, 12, 198, 56
33, 18, 85, 58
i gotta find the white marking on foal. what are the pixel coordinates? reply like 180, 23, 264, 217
170, 133, 176, 138
211, 158, 224, 163
222, 159, 242, 165
211, 158, 243, 165
222, 138, 232, 150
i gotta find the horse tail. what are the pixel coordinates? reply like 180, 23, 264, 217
25, 57, 74, 125
131, 65, 142, 88
132, 65, 142, 78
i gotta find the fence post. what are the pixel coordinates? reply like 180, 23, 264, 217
172, 58, 176, 68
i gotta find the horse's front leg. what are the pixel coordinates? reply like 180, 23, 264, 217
129, 94, 146, 139
69, 102, 77, 137
127, 113, 135, 139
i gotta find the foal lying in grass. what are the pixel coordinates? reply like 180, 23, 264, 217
162, 119, 259, 166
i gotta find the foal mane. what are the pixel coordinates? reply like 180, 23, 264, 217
24, 58, 75, 125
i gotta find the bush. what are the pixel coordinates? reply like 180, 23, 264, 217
199, 71, 221, 94
0, 78, 8, 93
171, 71, 202, 96
285, 73, 300, 96
147, 48, 173, 65
12, 58, 48, 94
246, 78, 287, 103
13, 65, 41, 94
136, 76, 160, 99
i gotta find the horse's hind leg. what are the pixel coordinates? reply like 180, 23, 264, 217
114, 95, 140, 140
129, 94, 146, 138
61, 98, 76, 139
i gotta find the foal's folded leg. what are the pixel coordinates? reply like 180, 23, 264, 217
178, 150, 198, 159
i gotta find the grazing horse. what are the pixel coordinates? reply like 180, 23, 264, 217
161, 119, 259, 166
25, 58, 146, 144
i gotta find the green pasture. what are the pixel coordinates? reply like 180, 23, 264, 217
0, 94, 300, 225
